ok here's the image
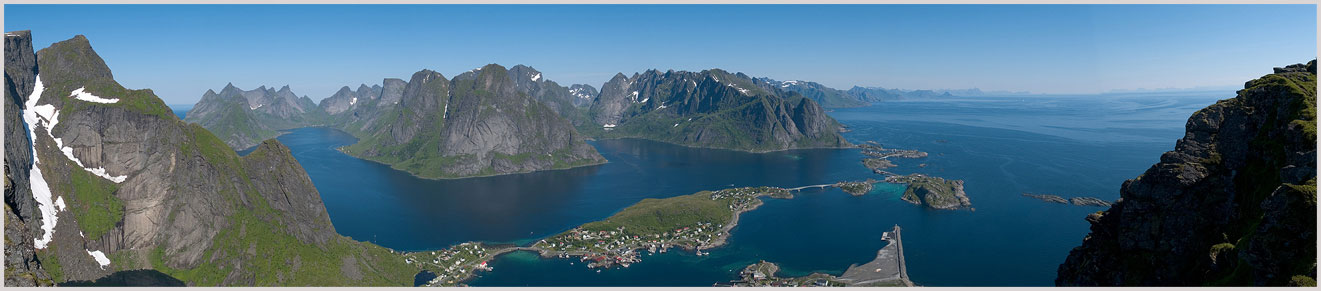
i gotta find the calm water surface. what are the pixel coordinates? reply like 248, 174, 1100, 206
255, 92, 1228, 286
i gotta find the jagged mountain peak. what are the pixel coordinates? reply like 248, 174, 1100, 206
36, 34, 113, 85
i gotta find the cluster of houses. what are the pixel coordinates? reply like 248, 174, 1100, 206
534, 221, 727, 269
405, 242, 495, 286
710, 186, 786, 210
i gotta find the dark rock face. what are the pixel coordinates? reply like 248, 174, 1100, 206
4, 30, 53, 287
342, 64, 606, 179
1057, 60, 1317, 286
319, 84, 382, 115
568, 84, 598, 107
505, 64, 593, 126
590, 73, 634, 126
588, 69, 851, 152
379, 78, 407, 105
320, 86, 358, 114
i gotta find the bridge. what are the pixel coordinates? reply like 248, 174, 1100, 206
784, 184, 834, 191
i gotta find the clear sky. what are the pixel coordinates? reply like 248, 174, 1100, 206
4, 4, 1316, 104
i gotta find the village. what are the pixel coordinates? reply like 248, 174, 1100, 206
402, 242, 512, 287
532, 186, 792, 269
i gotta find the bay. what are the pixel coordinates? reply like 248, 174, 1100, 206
261, 91, 1227, 286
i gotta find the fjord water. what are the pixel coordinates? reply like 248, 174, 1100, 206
238, 91, 1226, 286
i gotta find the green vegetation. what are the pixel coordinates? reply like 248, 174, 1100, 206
36, 245, 65, 284
1290, 275, 1317, 287
1201, 67, 1316, 286
184, 97, 280, 150
65, 167, 123, 241
43, 79, 175, 121
151, 210, 415, 286
151, 125, 418, 286
580, 191, 734, 235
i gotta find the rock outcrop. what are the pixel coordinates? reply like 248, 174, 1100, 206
888, 174, 971, 210
1057, 60, 1317, 286
587, 69, 852, 152
4, 30, 55, 287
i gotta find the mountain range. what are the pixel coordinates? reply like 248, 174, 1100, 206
587, 69, 851, 152
185, 64, 866, 178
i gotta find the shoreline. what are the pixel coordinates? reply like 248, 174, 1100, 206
592, 136, 856, 154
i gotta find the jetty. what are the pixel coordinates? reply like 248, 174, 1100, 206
837, 225, 913, 286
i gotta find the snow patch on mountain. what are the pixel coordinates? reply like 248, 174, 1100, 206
70, 87, 119, 103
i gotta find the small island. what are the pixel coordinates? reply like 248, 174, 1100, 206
1021, 193, 1112, 207
1022, 193, 1069, 204
858, 141, 928, 174
887, 174, 972, 210
835, 179, 879, 196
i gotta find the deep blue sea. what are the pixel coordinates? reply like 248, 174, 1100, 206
170, 91, 1229, 286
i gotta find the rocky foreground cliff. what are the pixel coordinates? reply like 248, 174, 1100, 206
1056, 60, 1317, 286
4, 32, 416, 286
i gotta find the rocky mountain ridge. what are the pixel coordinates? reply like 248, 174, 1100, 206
587, 68, 852, 152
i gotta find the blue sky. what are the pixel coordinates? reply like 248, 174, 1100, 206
5, 4, 1316, 104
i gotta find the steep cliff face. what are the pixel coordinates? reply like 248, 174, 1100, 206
341, 64, 605, 179
1057, 60, 1317, 286
6, 33, 414, 286
568, 84, 598, 107
319, 84, 382, 115
505, 64, 593, 126
588, 69, 851, 152
4, 30, 54, 287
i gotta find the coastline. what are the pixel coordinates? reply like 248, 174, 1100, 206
591, 136, 857, 154
333, 140, 610, 181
